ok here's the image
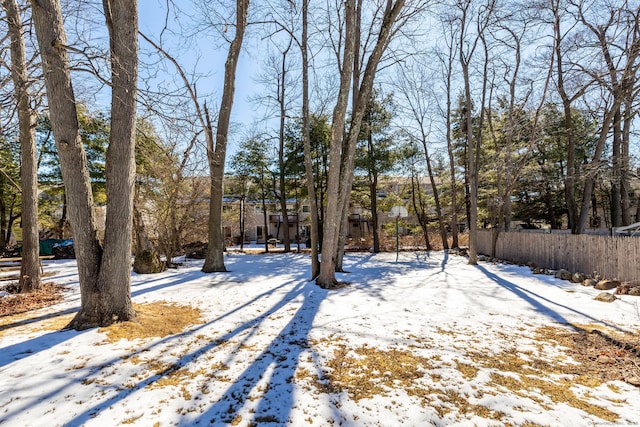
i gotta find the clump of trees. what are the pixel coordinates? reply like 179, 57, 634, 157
1, 0, 639, 325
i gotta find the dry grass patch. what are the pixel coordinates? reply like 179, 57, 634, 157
309, 341, 434, 402
309, 324, 633, 424
465, 330, 624, 423
455, 360, 479, 380
99, 301, 202, 342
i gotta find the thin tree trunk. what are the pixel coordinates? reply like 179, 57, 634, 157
410, 172, 431, 251
262, 194, 269, 253
620, 99, 632, 225
58, 193, 67, 238
610, 108, 622, 228
576, 105, 620, 233
370, 173, 380, 253
0, 197, 6, 251
278, 43, 291, 253
301, 0, 320, 278
461, 60, 477, 264
5, 0, 41, 291
203, 0, 249, 272
444, 37, 458, 248
553, 0, 578, 233
425, 150, 448, 250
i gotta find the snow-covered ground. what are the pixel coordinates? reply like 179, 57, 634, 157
1, 251, 639, 427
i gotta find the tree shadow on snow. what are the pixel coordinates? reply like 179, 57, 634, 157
476, 264, 626, 331
54, 276, 327, 427
0, 323, 83, 370
190, 283, 327, 425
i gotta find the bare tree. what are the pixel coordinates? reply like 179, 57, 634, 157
202, 0, 250, 272
137, 34, 215, 266
301, 0, 321, 277
30, 0, 138, 329
4, 0, 40, 291
316, 0, 356, 288
433, 15, 461, 248
317, 0, 423, 288
396, 62, 449, 250
455, 0, 495, 265
574, 0, 640, 233
277, 40, 294, 252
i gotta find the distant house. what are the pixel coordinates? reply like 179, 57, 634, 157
221, 199, 372, 245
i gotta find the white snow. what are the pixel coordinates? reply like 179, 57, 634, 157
1, 251, 639, 426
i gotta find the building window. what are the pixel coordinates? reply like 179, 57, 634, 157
256, 206, 264, 213
302, 205, 310, 213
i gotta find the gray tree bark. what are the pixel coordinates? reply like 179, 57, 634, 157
31, 0, 138, 329
318, 0, 407, 287
30, 0, 102, 304
5, 0, 41, 292
301, 0, 320, 278
202, 0, 249, 273
316, 0, 356, 288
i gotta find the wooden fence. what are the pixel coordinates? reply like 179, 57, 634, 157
477, 230, 640, 283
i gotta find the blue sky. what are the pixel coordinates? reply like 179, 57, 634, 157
137, 0, 266, 141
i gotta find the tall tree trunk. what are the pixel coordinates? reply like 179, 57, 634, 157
301, 0, 320, 278
31, 0, 138, 329
457, 0, 493, 265
5, 0, 41, 292
202, 0, 249, 272
461, 60, 477, 264
316, 0, 356, 288
317, 0, 406, 288
444, 36, 459, 248
30, 0, 102, 306
278, 43, 291, 253
421, 139, 448, 250
92, 0, 138, 325
552, 0, 579, 233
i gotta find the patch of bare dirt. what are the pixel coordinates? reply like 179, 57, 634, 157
539, 323, 640, 386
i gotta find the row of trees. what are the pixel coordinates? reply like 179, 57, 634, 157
1, 0, 639, 327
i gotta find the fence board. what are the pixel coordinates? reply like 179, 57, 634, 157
476, 230, 639, 283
